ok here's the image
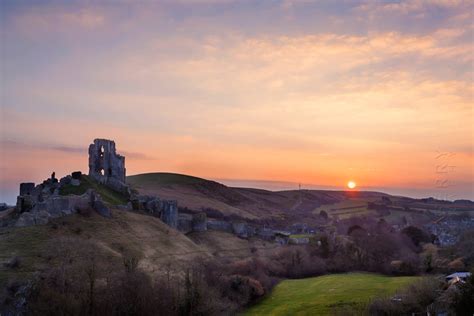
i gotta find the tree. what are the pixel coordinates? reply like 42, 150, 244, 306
402, 226, 431, 247
319, 235, 330, 258
347, 225, 365, 236
319, 210, 328, 221
456, 230, 474, 266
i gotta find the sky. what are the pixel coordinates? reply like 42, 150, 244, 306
1, 0, 473, 204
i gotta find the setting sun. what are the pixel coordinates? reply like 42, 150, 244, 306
347, 181, 357, 189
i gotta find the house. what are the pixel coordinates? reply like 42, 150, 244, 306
446, 272, 471, 284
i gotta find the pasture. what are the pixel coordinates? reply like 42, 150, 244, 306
245, 273, 419, 316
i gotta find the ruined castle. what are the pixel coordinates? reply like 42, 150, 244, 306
8, 139, 179, 230
6, 139, 267, 242
88, 139, 129, 195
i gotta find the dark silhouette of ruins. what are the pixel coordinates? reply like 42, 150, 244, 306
8, 138, 257, 238
88, 139, 129, 195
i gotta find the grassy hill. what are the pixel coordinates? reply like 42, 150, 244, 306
0, 209, 202, 285
188, 230, 280, 259
245, 273, 419, 316
126, 173, 382, 221
0, 207, 278, 287
126, 172, 473, 225
128, 173, 259, 219
128, 173, 208, 186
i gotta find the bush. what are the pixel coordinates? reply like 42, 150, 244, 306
402, 226, 432, 248
456, 230, 474, 267
3, 256, 21, 269
0, 279, 30, 314
369, 277, 442, 315
319, 210, 328, 220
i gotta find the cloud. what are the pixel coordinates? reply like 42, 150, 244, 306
356, 0, 464, 14
0, 140, 85, 154
0, 140, 153, 160
126, 31, 472, 104
59, 9, 105, 28
1, 1, 472, 199
5, 6, 106, 36
121, 151, 155, 160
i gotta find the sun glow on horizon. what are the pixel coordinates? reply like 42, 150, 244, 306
0, 1, 473, 203
347, 181, 357, 189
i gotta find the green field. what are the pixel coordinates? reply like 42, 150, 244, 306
312, 199, 375, 219
245, 273, 419, 316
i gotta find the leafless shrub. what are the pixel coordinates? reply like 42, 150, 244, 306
369, 277, 443, 315
3, 256, 21, 269
123, 256, 140, 273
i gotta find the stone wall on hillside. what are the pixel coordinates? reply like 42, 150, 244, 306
131, 195, 179, 228
191, 212, 207, 232
176, 211, 262, 238
207, 220, 233, 233
161, 200, 178, 228
178, 214, 193, 233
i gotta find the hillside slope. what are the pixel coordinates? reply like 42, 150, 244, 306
128, 173, 259, 218
127, 173, 388, 221
0, 208, 273, 287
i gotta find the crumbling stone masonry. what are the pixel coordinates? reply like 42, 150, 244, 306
161, 200, 178, 229
178, 214, 193, 233
88, 139, 129, 195
19, 183, 35, 196
130, 195, 179, 228
191, 212, 207, 232
13, 170, 111, 227
207, 219, 232, 233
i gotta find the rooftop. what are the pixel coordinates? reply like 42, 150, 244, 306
446, 272, 471, 279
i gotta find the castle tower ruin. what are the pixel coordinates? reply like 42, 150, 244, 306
88, 139, 129, 195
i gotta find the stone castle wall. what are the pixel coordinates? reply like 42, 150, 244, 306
88, 139, 129, 195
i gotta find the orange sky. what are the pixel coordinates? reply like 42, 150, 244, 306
1, 1, 473, 203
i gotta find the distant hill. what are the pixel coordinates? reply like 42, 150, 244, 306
127, 173, 390, 222
127, 172, 474, 225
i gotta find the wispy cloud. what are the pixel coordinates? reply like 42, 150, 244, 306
0, 140, 85, 154
1, 1, 472, 201
0, 140, 153, 160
